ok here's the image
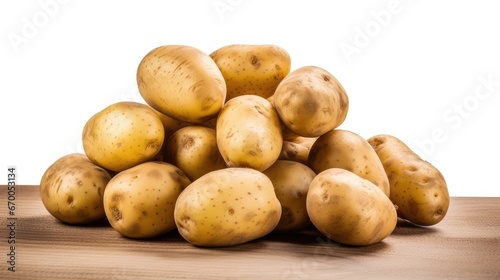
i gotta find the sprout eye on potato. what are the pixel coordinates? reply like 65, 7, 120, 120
39, 43, 450, 248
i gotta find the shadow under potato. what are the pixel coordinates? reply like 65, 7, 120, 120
391, 218, 439, 236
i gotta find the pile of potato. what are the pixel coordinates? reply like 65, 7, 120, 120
40, 44, 450, 247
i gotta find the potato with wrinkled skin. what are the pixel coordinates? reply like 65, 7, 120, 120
308, 129, 390, 197
82, 101, 164, 172
307, 168, 397, 246
367, 134, 450, 226
103, 161, 191, 239
164, 126, 226, 181
40, 153, 112, 225
263, 160, 315, 232
137, 45, 226, 123
216, 95, 283, 171
174, 168, 282, 247
210, 44, 291, 101
272, 66, 349, 137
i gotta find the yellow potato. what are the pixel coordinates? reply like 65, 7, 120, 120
82, 101, 164, 172
279, 136, 317, 165
40, 153, 112, 225
137, 45, 226, 123
368, 134, 450, 226
210, 44, 291, 101
164, 126, 226, 181
272, 66, 349, 137
174, 168, 282, 247
308, 129, 390, 197
263, 160, 315, 232
307, 168, 397, 246
103, 161, 191, 238
216, 95, 283, 171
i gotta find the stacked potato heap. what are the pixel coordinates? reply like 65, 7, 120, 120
40, 44, 450, 247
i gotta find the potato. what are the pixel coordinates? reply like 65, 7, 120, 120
308, 129, 390, 197
272, 66, 349, 137
137, 45, 226, 123
164, 126, 226, 181
82, 101, 164, 172
279, 136, 317, 165
306, 168, 397, 246
103, 161, 191, 238
367, 134, 450, 226
263, 160, 315, 232
174, 168, 282, 247
40, 153, 112, 225
209, 44, 291, 101
216, 95, 283, 171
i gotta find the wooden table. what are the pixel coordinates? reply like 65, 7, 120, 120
1, 186, 499, 279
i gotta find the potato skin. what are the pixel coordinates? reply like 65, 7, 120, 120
263, 160, 315, 232
164, 126, 226, 181
40, 153, 112, 225
272, 66, 349, 137
82, 101, 164, 172
368, 134, 450, 226
174, 168, 282, 247
308, 129, 390, 197
279, 136, 317, 165
103, 161, 191, 238
306, 168, 397, 246
137, 45, 226, 123
210, 44, 291, 101
216, 95, 283, 171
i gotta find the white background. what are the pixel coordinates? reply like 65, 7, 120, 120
1, 0, 499, 196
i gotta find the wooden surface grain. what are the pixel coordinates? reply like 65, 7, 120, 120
1, 185, 499, 279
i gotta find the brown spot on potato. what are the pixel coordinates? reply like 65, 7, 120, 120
67, 195, 74, 206
112, 193, 123, 202
251, 55, 260, 68
280, 206, 294, 226
181, 135, 195, 149
110, 206, 122, 221
147, 169, 161, 179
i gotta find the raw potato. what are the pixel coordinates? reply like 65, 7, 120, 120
210, 44, 291, 101
306, 168, 397, 246
82, 101, 164, 172
263, 160, 315, 232
308, 129, 390, 197
272, 66, 349, 137
164, 126, 226, 181
137, 45, 226, 123
103, 161, 191, 238
279, 136, 317, 165
40, 153, 112, 225
368, 134, 450, 226
174, 168, 282, 247
216, 95, 283, 171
